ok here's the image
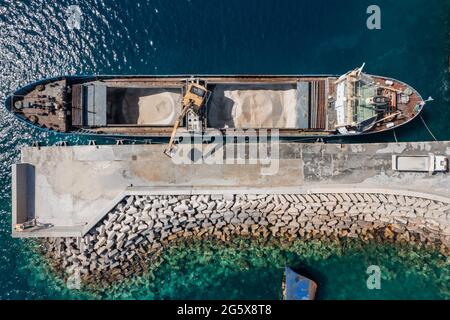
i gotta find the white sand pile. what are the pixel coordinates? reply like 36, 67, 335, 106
137, 91, 181, 125
208, 84, 300, 128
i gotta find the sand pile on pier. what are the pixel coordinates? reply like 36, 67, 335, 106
42, 192, 450, 288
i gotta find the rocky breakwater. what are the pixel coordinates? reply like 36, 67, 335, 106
41, 192, 450, 287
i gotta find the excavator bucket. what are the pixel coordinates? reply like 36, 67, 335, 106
164, 146, 177, 158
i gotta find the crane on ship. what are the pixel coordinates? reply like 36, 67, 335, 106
164, 80, 210, 158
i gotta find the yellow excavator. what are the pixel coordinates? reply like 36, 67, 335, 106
164, 81, 209, 158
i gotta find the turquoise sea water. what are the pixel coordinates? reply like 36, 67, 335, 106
0, 0, 449, 299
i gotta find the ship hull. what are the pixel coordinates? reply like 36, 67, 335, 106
5, 72, 425, 141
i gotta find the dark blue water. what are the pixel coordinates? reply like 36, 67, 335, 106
0, 0, 449, 299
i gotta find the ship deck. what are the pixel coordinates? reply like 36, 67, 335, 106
10, 79, 68, 132
10, 74, 423, 137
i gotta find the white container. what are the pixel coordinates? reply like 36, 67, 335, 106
392, 154, 448, 174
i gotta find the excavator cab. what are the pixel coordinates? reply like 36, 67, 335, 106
164, 81, 209, 158
183, 83, 208, 109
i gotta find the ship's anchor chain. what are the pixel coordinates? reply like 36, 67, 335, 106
419, 115, 437, 142
419, 97, 437, 141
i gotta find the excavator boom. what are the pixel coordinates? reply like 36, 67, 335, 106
164, 82, 209, 158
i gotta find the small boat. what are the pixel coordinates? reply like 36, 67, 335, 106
282, 266, 317, 300
6, 64, 425, 141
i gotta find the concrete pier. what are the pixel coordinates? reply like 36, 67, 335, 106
11, 141, 450, 238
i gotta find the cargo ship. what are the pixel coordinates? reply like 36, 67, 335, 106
6, 65, 425, 145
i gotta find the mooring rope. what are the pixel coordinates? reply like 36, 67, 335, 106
393, 129, 398, 143
419, 115, 437, 141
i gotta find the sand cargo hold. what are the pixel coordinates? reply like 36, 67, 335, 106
6, 65, 425, 139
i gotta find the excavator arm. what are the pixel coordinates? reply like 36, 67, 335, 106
164, 82, 209, 158
164, 102, 193, 158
